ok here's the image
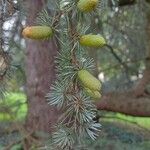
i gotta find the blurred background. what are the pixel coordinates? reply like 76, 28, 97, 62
0, 0, 150, 149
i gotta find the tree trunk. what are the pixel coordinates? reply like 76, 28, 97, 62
24, 0, 59, 148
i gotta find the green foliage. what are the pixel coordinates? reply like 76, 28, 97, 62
11, 144, 23, 150
0, 92, 27, 121
112, 113, 150, 130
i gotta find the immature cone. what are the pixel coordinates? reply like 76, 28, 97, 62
79, 34, 106, 48
78, 69, 101, 91
77, 0, 99, 12
22, 26, 53, 40
85, 88, 101, 100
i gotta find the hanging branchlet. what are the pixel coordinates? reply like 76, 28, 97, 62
47, 1, 102, 148
21, 0, 120, 149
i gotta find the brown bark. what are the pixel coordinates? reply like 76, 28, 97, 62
96, 90, 150, 117
25, 39, 58, 131
24, 0, 59, 148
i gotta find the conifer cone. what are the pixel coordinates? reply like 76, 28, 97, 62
85, 88, 101, 99
78, 69, 101, 91
77, 0, 99, 12
79, 34, 106, 48
22, 26, 53, 40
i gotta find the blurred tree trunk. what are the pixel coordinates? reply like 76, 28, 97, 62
97, 4, 150, 117
24, 0, 59, 149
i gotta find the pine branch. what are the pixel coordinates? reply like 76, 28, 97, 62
23, 0, 114, 149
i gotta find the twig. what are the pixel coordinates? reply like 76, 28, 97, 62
106, 44, 129, 70
99, 56, 146, 73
